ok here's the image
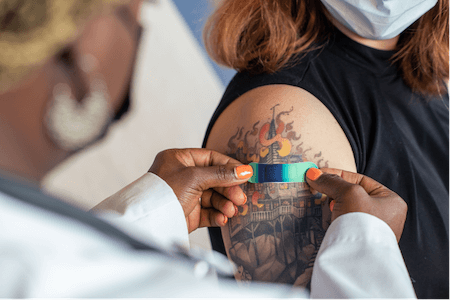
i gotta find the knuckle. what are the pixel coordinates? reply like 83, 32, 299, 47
327, 173, 342, 180
216, 165, 229, 182
210, 192, 233, 216
325, 173, 342, 181
209, 212, 219, 227
319, 173, 342, 186
209, 192, 220, 207
394, 195, 408, 214
173, 148, 187, 160
316, 173, 333, 184
217, 201, 232, 218
351, 184, 365, 194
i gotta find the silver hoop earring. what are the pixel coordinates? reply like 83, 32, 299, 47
44, 58, 112, 151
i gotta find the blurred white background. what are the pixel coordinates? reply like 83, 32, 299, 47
171, 0, 236, 86
42, 0, 232, 250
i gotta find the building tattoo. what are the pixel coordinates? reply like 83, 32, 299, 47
223, 105, 330, 287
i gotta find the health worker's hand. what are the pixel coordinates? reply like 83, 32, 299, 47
149, 148, 253, 233
306, 168, 407, 242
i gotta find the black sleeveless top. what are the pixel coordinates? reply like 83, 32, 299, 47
203, 30, 449, 298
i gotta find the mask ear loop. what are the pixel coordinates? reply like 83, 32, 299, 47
43, 53, 113, 152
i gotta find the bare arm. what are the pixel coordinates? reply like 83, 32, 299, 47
206, 85, 356, 286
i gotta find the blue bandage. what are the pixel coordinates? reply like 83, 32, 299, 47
248, 162, 318, 183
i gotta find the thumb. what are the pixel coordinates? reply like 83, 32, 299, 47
305, 168, 359, 200
195, 164, 253, 190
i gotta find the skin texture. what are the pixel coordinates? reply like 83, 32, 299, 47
148, 148, 250, 232
206, 85, 357, 286
93, 148, 252, 233
0, 0, 143, 182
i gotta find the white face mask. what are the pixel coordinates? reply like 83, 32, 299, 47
320, 0, 438, 40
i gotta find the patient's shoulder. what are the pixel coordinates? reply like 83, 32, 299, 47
207, 84, 356, 172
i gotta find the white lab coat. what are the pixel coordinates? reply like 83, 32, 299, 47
0, 172, 416, 298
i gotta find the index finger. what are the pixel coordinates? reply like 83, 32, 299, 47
318, 168, 391, 197
175, 148, 243, 168
214, 185, 247, 206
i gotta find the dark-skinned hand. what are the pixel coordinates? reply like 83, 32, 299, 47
306, 168, 407, 242
148, 148, 253, 233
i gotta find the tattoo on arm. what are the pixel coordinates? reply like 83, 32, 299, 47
223, 105, 331, 287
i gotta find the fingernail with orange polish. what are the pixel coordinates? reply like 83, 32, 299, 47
243, 193, 247, 204
306, 168, 322, 181
235, 165, 253, 180
234, 205, 239, 217
223, 215, 228, 225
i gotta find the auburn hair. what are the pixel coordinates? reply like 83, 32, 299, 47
204, 0, 449, 96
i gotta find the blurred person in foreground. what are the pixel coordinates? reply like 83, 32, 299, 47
0, 0, 415, 297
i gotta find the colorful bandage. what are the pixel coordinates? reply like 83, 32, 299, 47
248, 162, 318, 183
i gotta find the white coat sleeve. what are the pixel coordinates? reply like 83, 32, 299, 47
0, 190, 413, 297
310, 212, 417, 298
92, 172, 189, 248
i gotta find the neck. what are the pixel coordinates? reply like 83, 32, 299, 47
330, 17, 399, 51
0, 123, 42, 182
